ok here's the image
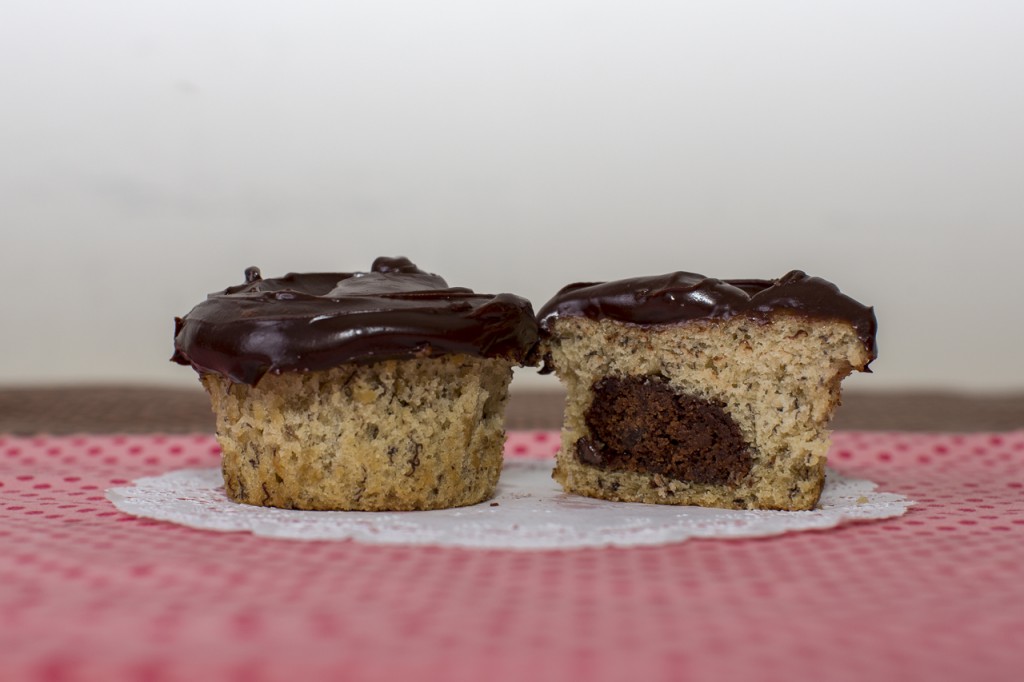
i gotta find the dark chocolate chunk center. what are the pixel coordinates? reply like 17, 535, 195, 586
578, 376, 751, 485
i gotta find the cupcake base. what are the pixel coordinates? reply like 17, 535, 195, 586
202, 355, 512, 511
545, 314, 872, 511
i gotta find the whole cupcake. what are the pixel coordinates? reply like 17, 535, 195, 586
172, 257, 539, 511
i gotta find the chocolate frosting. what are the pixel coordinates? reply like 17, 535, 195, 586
172, 257, 539, 385
538, 269, 877, 360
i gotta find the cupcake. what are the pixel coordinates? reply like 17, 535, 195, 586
536, 270, 876, 511
172, 257, 538, 511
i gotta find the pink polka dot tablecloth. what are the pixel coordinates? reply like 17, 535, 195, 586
1, 431, 1023, 682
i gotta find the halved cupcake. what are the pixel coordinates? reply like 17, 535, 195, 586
536, 270, 876, 511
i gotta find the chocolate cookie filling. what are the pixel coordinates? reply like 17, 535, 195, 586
172, 257, 539, 385
577, 376, 751, 485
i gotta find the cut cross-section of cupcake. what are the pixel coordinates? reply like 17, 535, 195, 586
536, 270, 876, 511
172, 257, 539, 511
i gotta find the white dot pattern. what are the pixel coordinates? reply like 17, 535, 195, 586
0, 431, 1022, 681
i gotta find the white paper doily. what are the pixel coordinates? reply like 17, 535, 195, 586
106, 461, 912, 550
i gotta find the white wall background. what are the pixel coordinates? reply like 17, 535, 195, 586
2, 1, 1022, 391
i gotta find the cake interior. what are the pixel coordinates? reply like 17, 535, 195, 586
545, 314, 872, 510
202, 355, 512, 511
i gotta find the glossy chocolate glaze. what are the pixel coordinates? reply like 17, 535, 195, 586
172, 257, 539, 385
537, 269, 877, 358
